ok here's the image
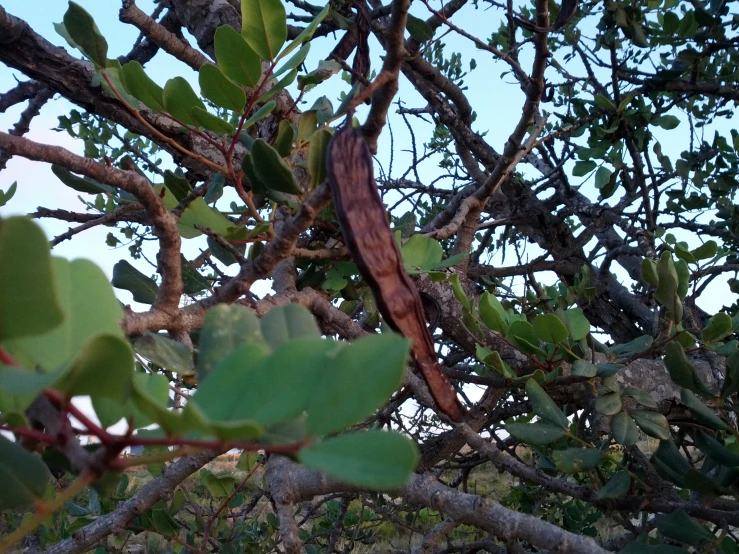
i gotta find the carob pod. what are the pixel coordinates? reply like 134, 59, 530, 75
326, 123, 466, 422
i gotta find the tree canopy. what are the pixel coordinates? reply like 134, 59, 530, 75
0, 0, 739, 552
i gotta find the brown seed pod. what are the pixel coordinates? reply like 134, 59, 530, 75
326, 123, 466, 422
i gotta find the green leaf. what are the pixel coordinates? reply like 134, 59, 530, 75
571, 360, 597, 377
132, 373, 193, 435
278, 4, 329, 59
256, 69, 298, 103
526, 379, 568, 428
0, 217, 64, 341
611, 335, 653, 358
693, 429, 739, 466
0, 435, 51, 509
652, 115, 680, 130
307, 128, 331, 189
594, 166, 613, 189
476, 346, 515, 378
405, 13, 435, 41
242, 100, 277, 129
596, 471, 631, 499
507, 321, 546, 358
152, 508, 179, 536
54, 334, 133, 403
596, 363, 623, 377
120, 61, 166, 112
0, 181, 17, 207
642, 259, 659, 287
552, 447, 601, 474
194, 339, 323, 431
307, 333, 410, 435
401, 234, 443, 271
595, 392, 623, 416
573, 161, 596, 176
180, 255, 210, 296
654, 252, 682, 322
251, 139, 302, 195
260, 303, 321, 351
273, 120, 296, 157
198, 304, 264, 379
703, 313, 733, 343
563, 307, 590, 341
691, 240, 717, 260
664, 342, 712, 396
612, 411, 639, 445
622, 387, 658, 409
214, 25, 262, 88
656, 510, 714, 546
532, 313, 569, 344
135, 332, 194, 375
479, 292, 509, 335
7, 258, 123, 371
163, 77, 206, 126
63, 1, 108, 67
275, 43, 311, 77
163, 170, 191, 201
631, 410, 671, 440
299, 430, 418, 489
112, 260, 158, 304
680, 389, 730, 431
297, 60, 342, 90
505, 422, 565, 445
0, 365, 59, 415
190, 106, 236, 134
199, 63, 246, 112
241, 0, 287, 60
297, 110, 318, 144
200, 468, 236, 497
51, 164, 112, 195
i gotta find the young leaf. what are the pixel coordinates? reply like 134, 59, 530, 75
120, 61, 166, 112
241, 0, 288, 61
198, 63, 246, 112
215, 25, 262, 88
112, 260, 159, 304
63, 1, 108, 67
251, 139, 302, 195
299, 430, 419, 489
0, 217, 64, 341
163, 77, 206, 126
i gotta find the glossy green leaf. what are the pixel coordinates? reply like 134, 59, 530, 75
656, 510, 713, 546
191, 106, 236, 135
199, 63, 246, 112
0, 217, 64, 341
120, 61, 166, 112
251, 139, 302, 195
135, 332, 194, 375
526, 378, 568, 428
63, 2, 108, 67
278, 4, 329, 59
299, 430, 418, 489
505, 422, 565, 445
260, 303, 321, 351
112, 260, 158, 304
0, 435, 51, 509
703, 313, 733, 343
163, 77, 206, 126
596, 470, 631, 499
612, 411, 639, 445
552, 447, 601, 474
680, 389, 730, 431
631, 410, 671, 440
7, 258, 123, 371
307, 333, 410, 435
198, 304, 264, 379
215, 25, 262, 88
532, 313, 569, 344
571, 360, 597, 377
307, 128, 331, 189
241, 0, 287, 60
